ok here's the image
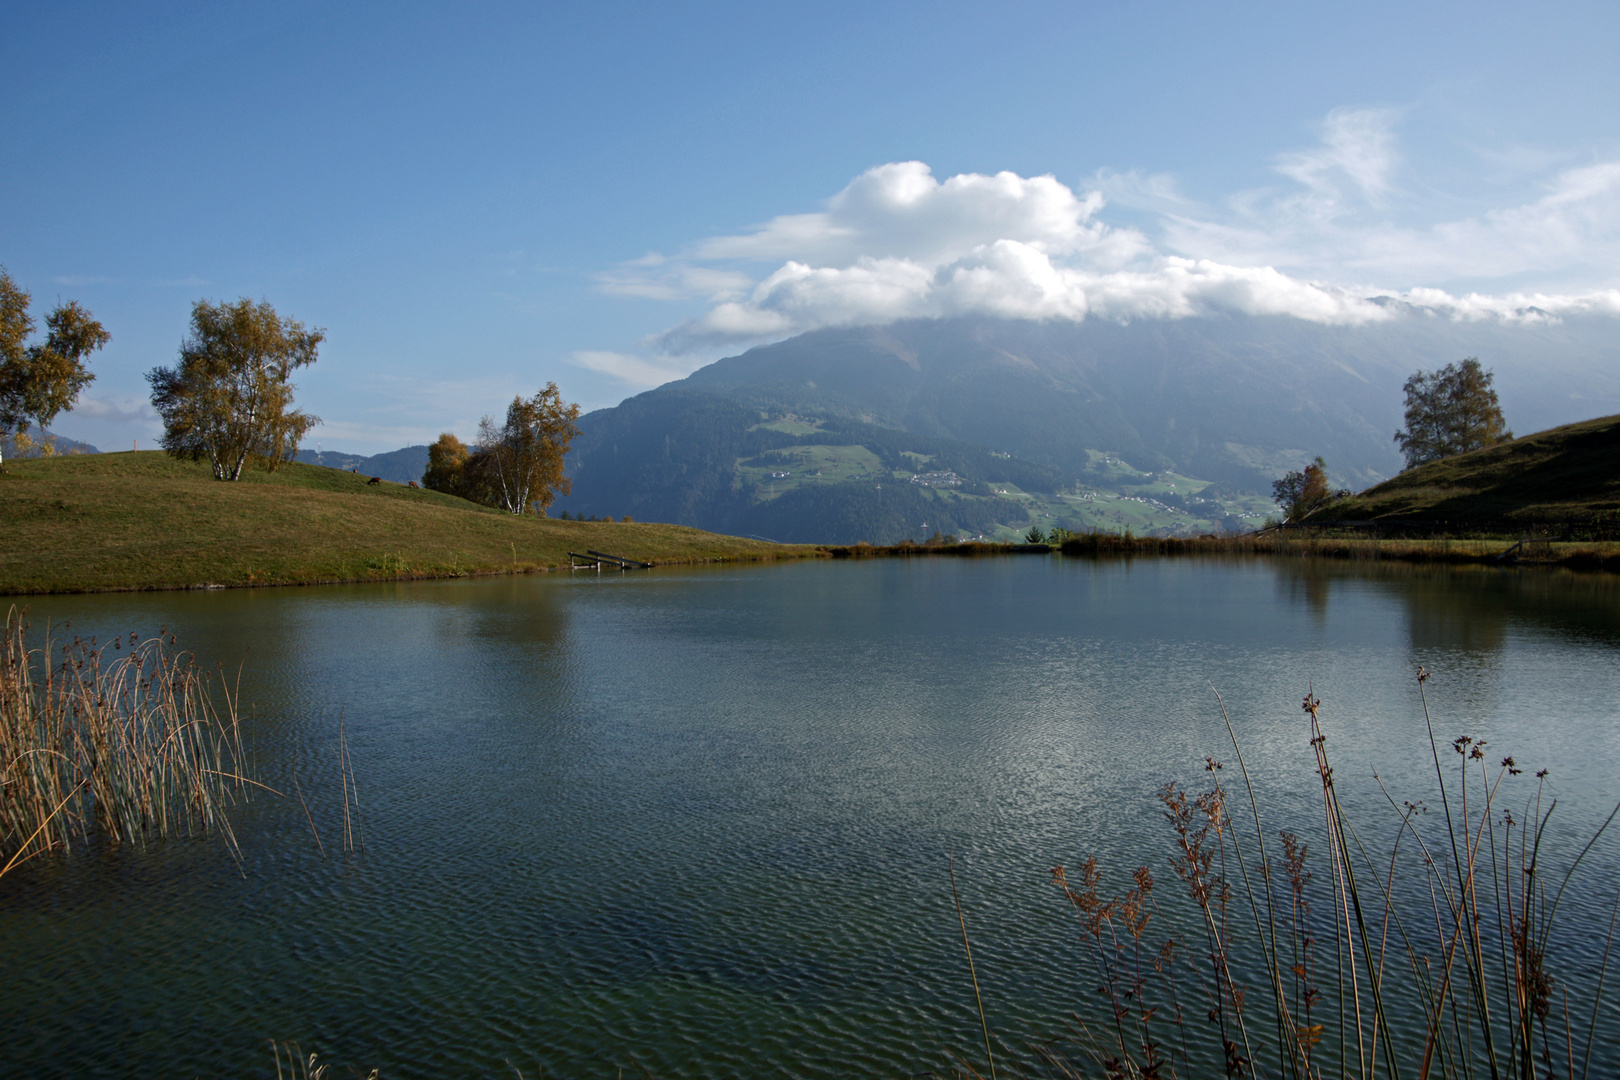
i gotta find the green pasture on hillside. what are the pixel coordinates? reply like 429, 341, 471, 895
0, 452, 817, 594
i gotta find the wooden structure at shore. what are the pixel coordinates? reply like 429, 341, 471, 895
569, 550, 653, 571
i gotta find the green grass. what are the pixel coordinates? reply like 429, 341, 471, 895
1316, 413, 1620, 528
737, 443, 886, 497
747, 415, 825, 436
0, 452, 819, 594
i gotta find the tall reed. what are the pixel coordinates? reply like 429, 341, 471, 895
270, 1040, 379, 1080
1037, 672, 1618, 1080
0, 606, 251, 875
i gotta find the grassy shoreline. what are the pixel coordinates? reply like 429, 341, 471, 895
0, 452, 819, 595
7, 452, 1619, 596
828, 533, 1620, 572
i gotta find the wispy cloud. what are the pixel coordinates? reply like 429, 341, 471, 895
1166, 108, 1620, 284
569, 350, 695, 390
68, 393, 156, 424
593, 259, 753, 302
1274, 106, 1403, 207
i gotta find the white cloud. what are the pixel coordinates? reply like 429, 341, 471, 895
68, 393, 156, 424
695, 161, 1131, 265
603, 161, 1150, 311
569, 350, 695, 390
1386, 286, 1620, 323
596, 116, 1620, 356
656, 249, 1421, 353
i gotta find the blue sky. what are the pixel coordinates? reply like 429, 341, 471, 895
4, 1, 1618, 454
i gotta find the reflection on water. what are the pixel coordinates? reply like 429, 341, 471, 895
2, 559, 1618, 1078
1267, 557, 1620, 655
1275, 558, 1334, 623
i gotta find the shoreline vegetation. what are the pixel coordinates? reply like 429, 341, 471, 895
830, 533, 1620, 573
5, 449, 1620, 596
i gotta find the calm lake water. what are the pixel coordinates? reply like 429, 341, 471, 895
3, 557, 1619, 1078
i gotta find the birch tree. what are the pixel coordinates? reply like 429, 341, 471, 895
147, 299, 322, 480
474, 383, 581, 515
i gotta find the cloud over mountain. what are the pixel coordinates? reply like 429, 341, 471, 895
587, 111, 1620, 374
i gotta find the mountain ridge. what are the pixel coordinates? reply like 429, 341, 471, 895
545, 312, 1617, 543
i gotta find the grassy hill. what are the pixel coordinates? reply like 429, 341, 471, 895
1311, 413, 1620, 531
293, 443, 430, 484
0, 452, 816, 594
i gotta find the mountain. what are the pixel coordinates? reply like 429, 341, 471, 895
295, 445, 430, 484
551, 313, 1620, 544
2, 432, 100, 457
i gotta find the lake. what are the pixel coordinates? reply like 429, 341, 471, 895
3, 556, 1619, 1078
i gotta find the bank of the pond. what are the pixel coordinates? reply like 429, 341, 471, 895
827, 533, 1620, 571
0, 452, 820, 594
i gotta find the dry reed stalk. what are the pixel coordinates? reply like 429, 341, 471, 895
336, 712, 365, 857
0, 606, 251, 873
951, 847, 998, 1080
292, 749, 325, 859
270, 1040, 379, 1080
338, 715, 352, 855
344, 718, 364, 855
1033, 670, 1618, 1080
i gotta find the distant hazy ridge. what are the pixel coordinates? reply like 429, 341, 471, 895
294, 445, 430, 484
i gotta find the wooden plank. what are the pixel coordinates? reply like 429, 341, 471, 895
587, 549, 652, 569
